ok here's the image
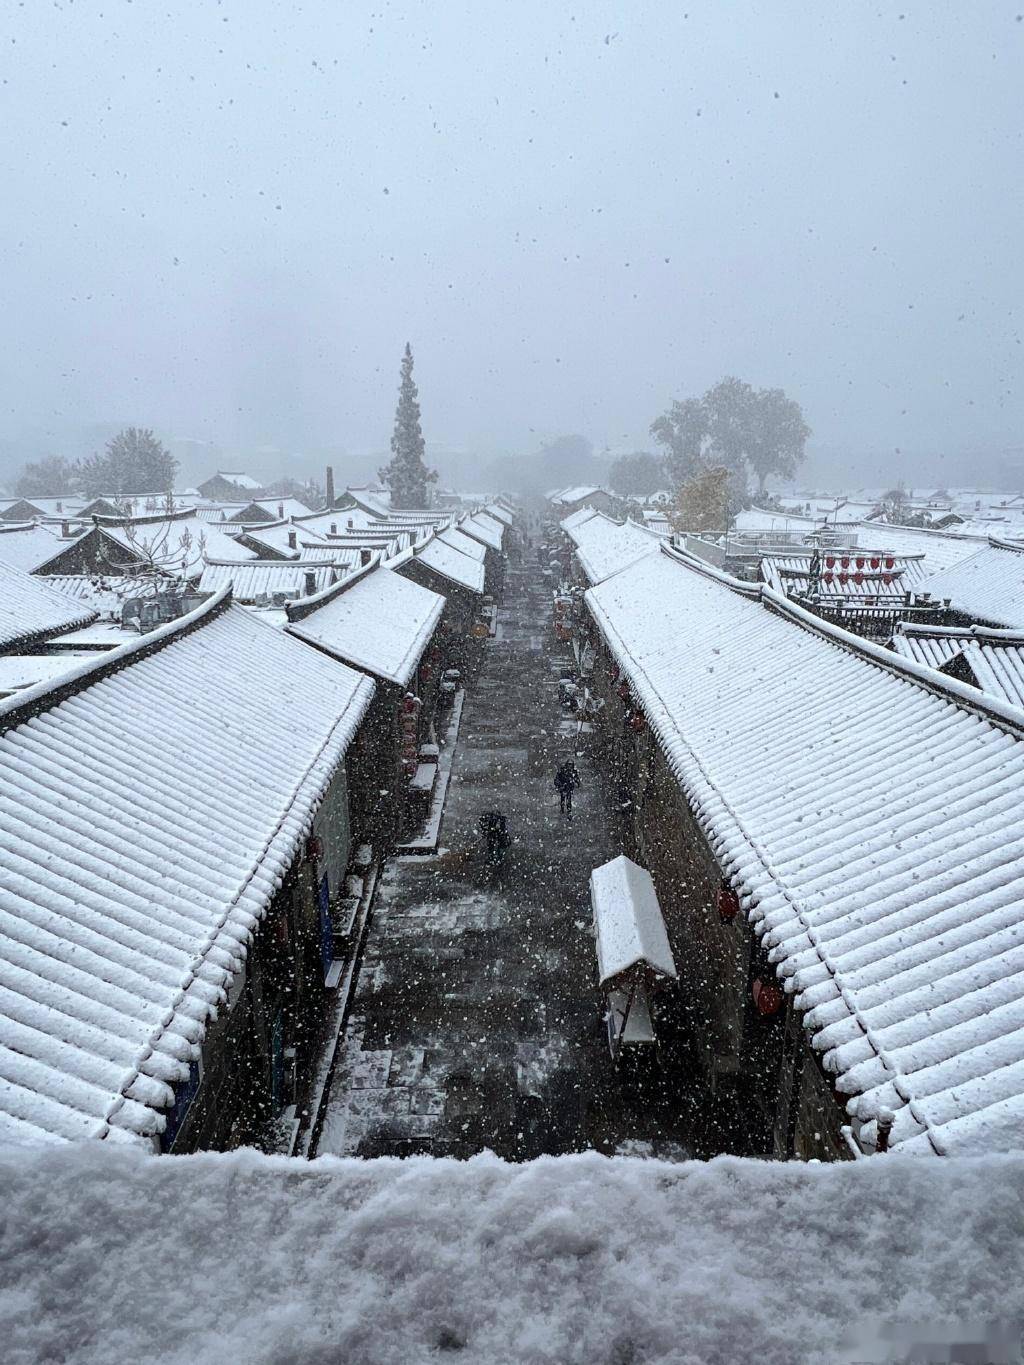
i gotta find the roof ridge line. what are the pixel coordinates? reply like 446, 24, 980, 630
0, 585, 233, 735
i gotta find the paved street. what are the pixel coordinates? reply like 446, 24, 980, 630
315, 561, 702, 1160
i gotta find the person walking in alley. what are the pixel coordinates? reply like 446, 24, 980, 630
554, 758, 581, 815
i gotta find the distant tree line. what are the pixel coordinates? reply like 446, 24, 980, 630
15, 428, 178, 498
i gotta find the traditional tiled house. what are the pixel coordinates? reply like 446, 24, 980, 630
0, 588, 374, 1151
392, 533, 486, 669
285, 562, 447, 842
583, 542, 1024, 1160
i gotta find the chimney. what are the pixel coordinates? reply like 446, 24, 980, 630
304, 569, 317, 596
347, 517, 354, 529
325, 465, 335, 507
61, 520, 70, 537
330, 522, 337, 534
56, 501, 62, 513
278, 502, 284, 518
287, 529, 297, 550
360, 548, 372, 566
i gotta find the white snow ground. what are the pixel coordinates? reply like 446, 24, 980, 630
1, 1146, 1022, 1365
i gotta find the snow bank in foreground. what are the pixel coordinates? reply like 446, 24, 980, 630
1, 1147, 1022, 1365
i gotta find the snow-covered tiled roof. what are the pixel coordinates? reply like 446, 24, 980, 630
850, 522, 990, 575
34, 574, 130, 619
460, 513, 504, 551
563, 512, 662, 585
286, 563, 445, 687
438, 527, 487, 563
591, 855, 677, 984
0, 592, 375, 1145
87, 515, 255, 572
734, 507, 820, 533
197, 559, 337, 602
559, 505, 601, 534
0, 560, 97, 649
892, 623, 1024, 710
413, 537, 486, 593
761, 552, 927, 600
586, 544, 1024, 1156
0, 523, 67, 574
550, 485, 606, 505
918, 537, 1024, 628
484, 502, 515, 527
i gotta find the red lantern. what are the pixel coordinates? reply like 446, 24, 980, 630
305, 834, 324, 863
617, 682, 630, 701
840, 556, 850, 569
884, 556, 895, 569
753, 978, 783, 1016
853, 571, 863, 586
629, 712, 646, 732
419, 663, 432, 682
882, 572, 894, 586
717, 883, 739, 922
402, 694, 420, 715
870, 556, 880, 569
855, 556, 865, 570
838, 572, 848, 586
822, 572, 834, 586
824, 555, 835, 569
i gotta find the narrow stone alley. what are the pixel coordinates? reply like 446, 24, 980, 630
314, 559, 700, 1161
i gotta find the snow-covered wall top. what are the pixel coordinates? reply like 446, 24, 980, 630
586, 545, 1024, 1157
0, 600, 374, 1145
2, 1144, 1021, 1365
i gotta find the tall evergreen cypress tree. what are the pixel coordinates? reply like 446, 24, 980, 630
378, 343, 438, 508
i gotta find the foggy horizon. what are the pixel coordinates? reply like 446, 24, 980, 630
2, 2, 1022, 491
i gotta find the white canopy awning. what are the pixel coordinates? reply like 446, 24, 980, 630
590, 855, 677, 987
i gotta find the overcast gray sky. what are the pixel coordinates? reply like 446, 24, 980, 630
1, 1, 1021, 484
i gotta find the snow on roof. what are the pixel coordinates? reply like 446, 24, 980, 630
4, 1145, 1021, 1364
483, 501, 515, 527
850, 521, 990, 575
460, 512, 504, 551
0, 593, 374, 1145
590, 856, 677, 984
98, 514, 255, 570
559, 505, 601, 534
214, 470, 261, 489
413, 536, 486, 593
0, 522, 67, 574
286, 564, 445, 687
761, 553, 927, 600
0, 652, 92, 696
197, 560, 337, 602
550, 485, 607, 505
734, 507, 820, 532
892, 623, 1024, 710
586, 545, 1024, 1156
31, 574, 129, 619
918, 538, 1024, 628
438, 526, 487, 562
0, 559, 97, 649
563, 513, 662, 585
